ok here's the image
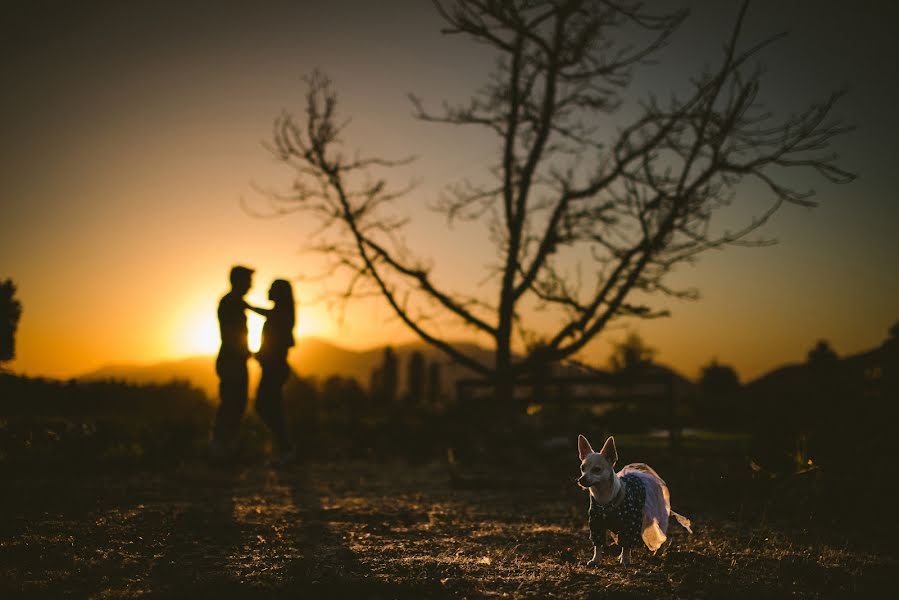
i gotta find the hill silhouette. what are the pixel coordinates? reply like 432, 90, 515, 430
80, 337, 496, 399
80, 335, 704, 404
743, 334, 897, 392
79, 331, 898, 405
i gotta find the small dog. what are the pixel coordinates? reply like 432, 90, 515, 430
577, 434, 692, 567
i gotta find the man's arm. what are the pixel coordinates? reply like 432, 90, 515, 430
245, 302, 272, 317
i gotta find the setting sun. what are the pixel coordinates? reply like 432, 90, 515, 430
248, 312, 263, 354
178, 299, 327, 358
0, 2, 895, 596
179, 311, 219, 356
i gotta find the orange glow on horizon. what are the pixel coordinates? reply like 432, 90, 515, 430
2, 1, 895, 382
248, 312, 263, 354
180, 311, 220, 356
176, 294, 330, 358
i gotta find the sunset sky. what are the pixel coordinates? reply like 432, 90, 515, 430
2, 0, 897, 382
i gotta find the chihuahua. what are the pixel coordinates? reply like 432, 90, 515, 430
577, 434, 692, 567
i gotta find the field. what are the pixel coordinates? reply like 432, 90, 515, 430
2, 422, 896, 599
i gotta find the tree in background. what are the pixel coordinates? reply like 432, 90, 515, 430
264, 0, 854, 402
882, 321, 899, 406
608, 332, 655, 373
368, 367, 382, 402
321, 375, 368, 421
884, 320, 899, 368
370, 346, 399, 404
699, 358, 740, 398
1, 279, 22, 368
697, 358, 741, 425
807, 339, 838, 367
888, 321, 899, 349
383, 346, 398, 403
406, 350, 426, 403
283, 374, 320, 420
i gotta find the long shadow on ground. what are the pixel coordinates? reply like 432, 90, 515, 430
276, 466, 450, 598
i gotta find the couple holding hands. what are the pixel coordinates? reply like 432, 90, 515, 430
211, 265, 296, 464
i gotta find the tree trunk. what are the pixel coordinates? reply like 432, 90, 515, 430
493, 366, 514, 405
494, 333, 514, 405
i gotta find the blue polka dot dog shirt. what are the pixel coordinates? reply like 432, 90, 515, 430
588, 473, 645, 549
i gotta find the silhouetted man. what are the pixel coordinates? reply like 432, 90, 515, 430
211, 265, 254, 458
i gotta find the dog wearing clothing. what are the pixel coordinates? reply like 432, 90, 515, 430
577, 434, 692, 567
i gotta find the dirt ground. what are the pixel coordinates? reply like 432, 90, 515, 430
1, 452, 895, 599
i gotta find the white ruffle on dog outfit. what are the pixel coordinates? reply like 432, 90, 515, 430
617, 462, 692, 551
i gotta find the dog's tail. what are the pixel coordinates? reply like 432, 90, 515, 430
671, 510, 693, 534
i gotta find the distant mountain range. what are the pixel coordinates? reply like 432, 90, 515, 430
79, 337, 497, 398
79, 334, 708, 403
744, 337, 897, 395
81, 329, 898, 402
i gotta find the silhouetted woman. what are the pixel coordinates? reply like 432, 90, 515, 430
248, 279, 296, 462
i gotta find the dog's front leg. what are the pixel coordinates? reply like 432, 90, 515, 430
586, 544, 602, 568
618, 546, 631, 567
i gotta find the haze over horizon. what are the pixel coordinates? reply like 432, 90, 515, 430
2, 1, 897, 382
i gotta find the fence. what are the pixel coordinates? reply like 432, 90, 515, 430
455, 372, 680, 447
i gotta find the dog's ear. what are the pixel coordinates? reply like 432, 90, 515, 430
599, 436, 618, 466
577, 434, 594, 460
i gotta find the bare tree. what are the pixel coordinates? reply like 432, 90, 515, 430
261, 0, 854, 402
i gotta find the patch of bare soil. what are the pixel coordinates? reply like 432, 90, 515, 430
0, 459, 894, 598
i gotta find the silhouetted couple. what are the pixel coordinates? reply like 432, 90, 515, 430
212, 265, 296, 464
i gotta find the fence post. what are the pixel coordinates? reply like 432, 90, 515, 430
456, 379, 467, 404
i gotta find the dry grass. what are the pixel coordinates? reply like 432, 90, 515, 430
1, 456, 895, 599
